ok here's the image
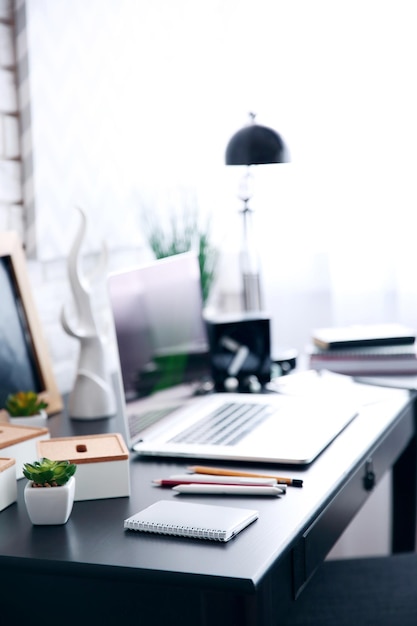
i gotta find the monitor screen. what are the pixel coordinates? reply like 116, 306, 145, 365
108, 252, 210, 400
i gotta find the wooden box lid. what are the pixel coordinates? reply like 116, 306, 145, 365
0, 458, 16, 473
0, 424, 49, 449
37, 433, 129, 464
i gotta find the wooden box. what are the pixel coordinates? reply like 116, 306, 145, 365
37, 433, 130, 501
0, 424, 50, 479
0, 458, 17, 511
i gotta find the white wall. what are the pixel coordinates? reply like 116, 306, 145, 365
13, 0, 417, 372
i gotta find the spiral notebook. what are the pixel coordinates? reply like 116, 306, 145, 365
124, 500, 259, 542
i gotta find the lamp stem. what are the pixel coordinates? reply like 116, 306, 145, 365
240, 202, 263, 312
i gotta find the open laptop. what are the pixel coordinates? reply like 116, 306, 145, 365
108, 253, 359, 465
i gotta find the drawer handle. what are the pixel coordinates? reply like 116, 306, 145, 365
363, 459, 375, 491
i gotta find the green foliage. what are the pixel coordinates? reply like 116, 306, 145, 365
23, 458, 77, 487
197, 229, 218, 306
141, 202, 218, 305
5, 391, 48, 417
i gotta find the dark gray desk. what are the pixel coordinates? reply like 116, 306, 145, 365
0, 384, 416, 625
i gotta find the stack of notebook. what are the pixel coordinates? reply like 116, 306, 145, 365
307, 323, 417, 375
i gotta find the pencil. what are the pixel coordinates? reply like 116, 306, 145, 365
187, 465, 303, 487
153, 477, 280, 488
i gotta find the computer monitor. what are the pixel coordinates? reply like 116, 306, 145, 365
107, 252, 210, 400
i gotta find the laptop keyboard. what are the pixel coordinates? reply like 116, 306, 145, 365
168, 402, 274, 446
129, 407, 180, 438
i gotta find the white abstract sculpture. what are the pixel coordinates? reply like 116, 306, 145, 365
61, 207, 116, 419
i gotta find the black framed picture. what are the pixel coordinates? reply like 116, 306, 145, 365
0, 232, 62, 415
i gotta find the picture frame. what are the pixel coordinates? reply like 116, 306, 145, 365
0, 232, 63, 415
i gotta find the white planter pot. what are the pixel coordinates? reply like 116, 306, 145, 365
24, 476, 75, 525
9, 409, 48, 428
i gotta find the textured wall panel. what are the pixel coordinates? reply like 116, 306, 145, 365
16, 0, 148, 260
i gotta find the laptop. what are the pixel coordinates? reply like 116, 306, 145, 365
108, 253, 359, 465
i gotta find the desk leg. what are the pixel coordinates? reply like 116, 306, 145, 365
392, 433, 417, 553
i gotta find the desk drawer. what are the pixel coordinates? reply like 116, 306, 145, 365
293, 403, 414, 598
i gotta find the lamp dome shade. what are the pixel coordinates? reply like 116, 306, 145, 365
225, 123, 289, 165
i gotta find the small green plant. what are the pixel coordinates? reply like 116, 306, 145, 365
23, 458, 77, 488
5, 391, 48, 417
140, 196, 218, 305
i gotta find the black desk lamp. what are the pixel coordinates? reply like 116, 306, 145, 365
225, 112, 289, 311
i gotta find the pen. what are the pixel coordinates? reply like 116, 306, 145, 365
187, 465, 304, 488
173, 484, 285, 496
163, 474, 277, 485
153, 476, 280, 488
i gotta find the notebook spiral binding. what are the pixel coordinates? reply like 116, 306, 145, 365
128, 519, 226, 540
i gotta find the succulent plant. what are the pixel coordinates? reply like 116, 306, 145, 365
23, 458, 77, 488
5, 391, 48, 417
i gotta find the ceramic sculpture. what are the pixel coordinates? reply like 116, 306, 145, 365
61, 207, 116, 419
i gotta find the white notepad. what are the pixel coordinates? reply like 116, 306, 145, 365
124, 500, 258, 542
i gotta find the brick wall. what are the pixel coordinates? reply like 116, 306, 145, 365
0, 1, 76, 391
0, 2, 76, 391
0, 0, 24, 236
0, 0, 145, 393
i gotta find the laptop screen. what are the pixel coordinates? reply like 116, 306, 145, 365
108, 252, 211, 401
